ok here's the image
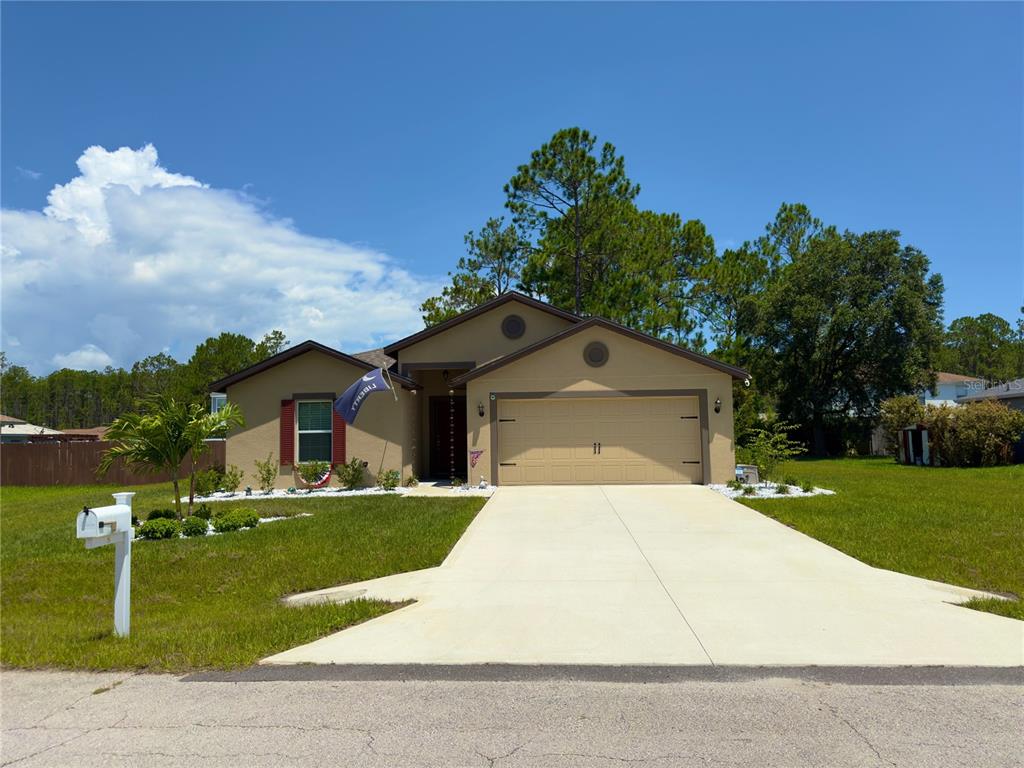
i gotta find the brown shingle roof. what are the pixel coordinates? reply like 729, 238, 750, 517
352, 348, 396, 370
935, 371, 985, 384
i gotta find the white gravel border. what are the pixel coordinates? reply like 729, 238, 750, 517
183, 487, 410, 503
182, 484, 496, 503
710, 482, 835, 500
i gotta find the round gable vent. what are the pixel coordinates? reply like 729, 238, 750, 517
584, 341, 609, 367
502, 314, 526, 339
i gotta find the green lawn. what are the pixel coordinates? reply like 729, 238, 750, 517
1, 483, 485, 671
741, 458, 1024, 620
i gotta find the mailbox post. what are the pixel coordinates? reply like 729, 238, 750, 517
76, 491, 135, 637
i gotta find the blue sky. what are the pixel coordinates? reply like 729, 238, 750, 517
2, 2, 1021, 373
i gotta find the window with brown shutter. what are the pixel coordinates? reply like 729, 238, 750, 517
280, 399, 295, 465
332, 409, 346, 466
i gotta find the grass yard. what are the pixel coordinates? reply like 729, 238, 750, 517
741, 458, 1024, 620
1, 483, 485, 671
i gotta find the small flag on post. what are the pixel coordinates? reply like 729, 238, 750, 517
334, 368, 393, 425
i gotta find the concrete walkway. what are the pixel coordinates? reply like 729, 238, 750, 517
264, 486, 1023, 666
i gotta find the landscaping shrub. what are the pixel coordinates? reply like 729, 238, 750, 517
337, 457, 365, 490
181, 516, 209, 537
138, 518, 181, 540
194, 466, 225, 497
192, 503, 213, 520
147, 508, 177, 521
775, 483, 791, 495
932, 401, 1024, 467
783, 475, 799, 487
253, 453, 277, 494
744, 422, 804, 482
800, 480, 815, 493
297, 460, 330, 489
221, 465, 244, 494
742, 485, 757, 496
403, 474, 419, 487
377, 469, 400, 491
212, 508, 260, 533
878, 396, 1024, 467
879, 395, 926, 453
726, 479, 744, 491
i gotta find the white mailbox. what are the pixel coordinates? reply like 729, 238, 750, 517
77, 492, 135, 636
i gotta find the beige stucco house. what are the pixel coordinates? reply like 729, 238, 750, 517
210, 293, 749, 488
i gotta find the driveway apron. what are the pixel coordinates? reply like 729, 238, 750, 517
264, 486, 1023, 666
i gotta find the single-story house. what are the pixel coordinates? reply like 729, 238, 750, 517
958, 377, 1024, 411
210, 293, 749, 488
0, 414, 64, 444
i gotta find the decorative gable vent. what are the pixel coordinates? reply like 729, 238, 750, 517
501, 314, 526, 339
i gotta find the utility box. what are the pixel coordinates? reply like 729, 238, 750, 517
735, 464, 760, 485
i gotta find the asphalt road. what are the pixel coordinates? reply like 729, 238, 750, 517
2, 668, 1022, 767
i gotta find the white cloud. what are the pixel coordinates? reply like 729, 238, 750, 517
2, 144, 441, 374
16, 166, 42, 180
51, 344, 114, 371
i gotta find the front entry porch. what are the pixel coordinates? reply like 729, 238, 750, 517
428, 395, 467, 480
405, 367, 470, 481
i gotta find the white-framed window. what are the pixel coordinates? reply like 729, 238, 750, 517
297, 400, 332, 462
210, 393, 227, 414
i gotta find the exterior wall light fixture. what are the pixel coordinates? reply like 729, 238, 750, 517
714, 397, 722, 414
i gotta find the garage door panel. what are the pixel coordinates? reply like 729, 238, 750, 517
497, 396, 704, 485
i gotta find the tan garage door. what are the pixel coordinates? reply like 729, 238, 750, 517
497, 396, 703, 485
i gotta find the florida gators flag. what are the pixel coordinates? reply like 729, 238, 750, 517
334, 368, 392, 425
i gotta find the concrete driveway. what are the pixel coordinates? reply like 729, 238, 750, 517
264, 486, 1023, 666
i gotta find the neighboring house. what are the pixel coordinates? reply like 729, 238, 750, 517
869, 371, 988, 455
210, 292, 749, 488
958, 378, 1024, 411
0, 414, 64, 443
58, 426, 110, 442
922, 372, 986, 406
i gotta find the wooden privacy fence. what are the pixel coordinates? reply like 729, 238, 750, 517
1, 441, 226, 487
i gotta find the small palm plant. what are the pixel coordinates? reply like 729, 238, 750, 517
100, 395, 244, 519
99, 395, 194, 519
185, 403, 244, 512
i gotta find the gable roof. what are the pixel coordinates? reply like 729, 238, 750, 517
381, 291, 580, 355
449, 317, 750, 385
935, 371, 985, 384
209, 340, 418, 392
352, 348, 397, 370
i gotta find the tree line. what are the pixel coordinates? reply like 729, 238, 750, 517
421, 126, 1024, 454
0, 331, 286, 430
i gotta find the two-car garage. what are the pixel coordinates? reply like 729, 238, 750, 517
495, 396, 706, 485
453, 317, 747, 487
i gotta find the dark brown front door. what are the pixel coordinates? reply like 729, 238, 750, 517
429, 396, 467, 480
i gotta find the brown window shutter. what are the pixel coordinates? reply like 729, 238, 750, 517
280, 399, 295, 466
332, 408, 346, 467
